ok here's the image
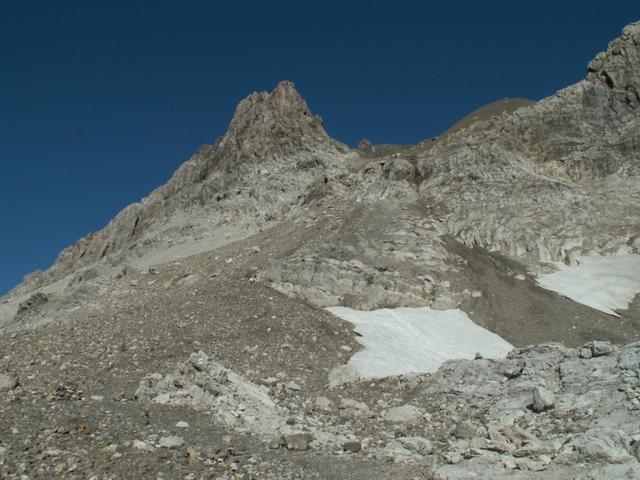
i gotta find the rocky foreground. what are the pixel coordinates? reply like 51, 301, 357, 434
135, 340, 640, 479
2, 317, 640, 479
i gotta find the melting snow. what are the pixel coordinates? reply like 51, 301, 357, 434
326, 307, 513, 378
536, 255, 640, 316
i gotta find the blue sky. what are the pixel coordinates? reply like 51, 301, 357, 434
1, 1, 639, 295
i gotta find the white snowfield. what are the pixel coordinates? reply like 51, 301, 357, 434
326, 306, 513, 378
536, 254, 640, 317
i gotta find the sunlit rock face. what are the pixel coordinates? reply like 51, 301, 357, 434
7, 81, 354, 298
411, 22, 640, 269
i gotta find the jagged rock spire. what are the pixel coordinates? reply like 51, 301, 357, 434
216, 81, 345, 166
586, 21, 640, 112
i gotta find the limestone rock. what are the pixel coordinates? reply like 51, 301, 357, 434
339, 398, 374, 419
532, 386, 555, 413
159, 436, 184, 449
570, 427, 632, 463
397, 436, 433, 455
15, 292, 48, 320
283, 432, 313, 451
0, 374, 18, 392
313, 396, 333, 412
383, 440, 414, 461
591, 340, 613, 357
4, 81, 352, 303
135, 352, 286, 437
132, 440, 155, 452
384, 404, 424, 424
327, 365, 360, 388
453, 423, 476, 440
415, 22, 640, 268
1, 20, 640, 480
342, 440, 362, 453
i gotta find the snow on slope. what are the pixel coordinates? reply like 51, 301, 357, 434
536, 255, 640, 316
326, 306, 513, 378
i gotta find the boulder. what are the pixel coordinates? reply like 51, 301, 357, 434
532, 386, 555, 413
591, 340, 613, 357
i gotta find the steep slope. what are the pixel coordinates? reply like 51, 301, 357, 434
440, 97, 535, 137
258, 24, 640, 329
24, 82, 349, 288
411, 22, 640, 267
420, 21, 640, 182
1, 82, 355, 322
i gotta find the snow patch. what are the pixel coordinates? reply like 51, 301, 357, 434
536, 255, 640, 316
326, 307, 513, 378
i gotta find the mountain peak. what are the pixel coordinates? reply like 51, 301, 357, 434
220, 81, 329, 157
270, 80, 305, 109
238, 80, 308, 115
587, 20, 640, 95
216, 81, 343, 165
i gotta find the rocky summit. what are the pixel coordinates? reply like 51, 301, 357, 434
1, 21, 640, 480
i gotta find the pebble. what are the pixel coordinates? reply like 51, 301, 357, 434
133, 440, 155, 452
397, 436, 433, 455
159, 436, 184, 449
384, 404, 424, 424
327, 365, 360, 388
286, 381, 302, 391
591, 340, 613, 357
283, 432, 313, 451
342, 440, 362, 453
454, 423, 475, 439
0, 374, 18, 391
314, 396, 334, 411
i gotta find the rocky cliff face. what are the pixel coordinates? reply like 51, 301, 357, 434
254, 23, 640, 316
216, 80, 347, 167
418, 21, 640, 182
8, 81, 353, 299
408, 21, 640, 267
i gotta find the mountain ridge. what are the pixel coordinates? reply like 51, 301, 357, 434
4, 22, 640, 310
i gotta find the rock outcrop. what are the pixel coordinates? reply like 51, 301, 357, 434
410, 21, 640, 267
429, 341, 640, 478
134, 341, 640, 478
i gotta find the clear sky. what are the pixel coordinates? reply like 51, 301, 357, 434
1, 1, 639, 295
